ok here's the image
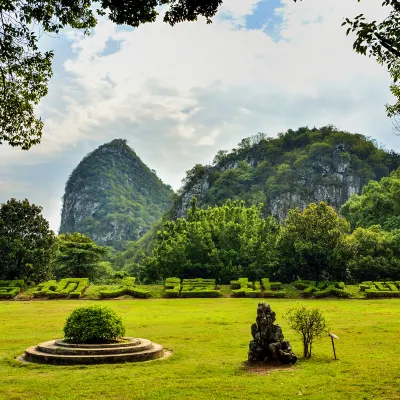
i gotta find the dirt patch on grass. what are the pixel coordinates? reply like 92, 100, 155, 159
241, 361, 296, 375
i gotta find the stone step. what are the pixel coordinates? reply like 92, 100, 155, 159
37, 339, 153, 355
55, 337, 140, 349
24, 343, 164, 365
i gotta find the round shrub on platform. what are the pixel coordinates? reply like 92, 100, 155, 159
63, 306, 125, 344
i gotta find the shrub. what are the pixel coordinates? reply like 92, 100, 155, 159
64, 306, 125, 344
359, 284, 371, 291
395, 281, 400, 289
285, 306, 327, 358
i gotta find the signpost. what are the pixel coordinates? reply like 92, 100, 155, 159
328, 333, 339, 360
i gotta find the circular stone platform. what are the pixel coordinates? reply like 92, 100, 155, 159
22, 337, 167, 365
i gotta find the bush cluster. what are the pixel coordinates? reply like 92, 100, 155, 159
64, 306, 125, 344
33, 278, 89, 298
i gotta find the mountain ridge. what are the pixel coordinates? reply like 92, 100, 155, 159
60, 139, 174, 249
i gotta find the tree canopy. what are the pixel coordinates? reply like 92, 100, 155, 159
55, 232, 108, 280
0, 198, 57, 284
277, 202, 350, 284
340, 167, 400, 230
145, 198, 280, 283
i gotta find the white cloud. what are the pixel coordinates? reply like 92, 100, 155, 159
1, 0, 399, 228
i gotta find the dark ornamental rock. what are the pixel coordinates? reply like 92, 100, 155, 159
248, 303, 297, 364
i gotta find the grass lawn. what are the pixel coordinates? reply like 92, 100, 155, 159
1, 299, 399, 400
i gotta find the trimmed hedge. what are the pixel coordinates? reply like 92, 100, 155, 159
293, 280, 311, 290
365, 290, 400, 298
99, 277, 149, 299
263, 290, 287, 298
301, 286, 319, 298
164, 289, 180, 298
374, 282, 390, 291
231, 289, 261, 298
230, 278, 261, 297
270, 282, 282, 290
261, 278, 270, 290
387, 283, 399, 292
180, 278, 220, 298
180, 290, 221, 298
164, 278, 181, 298
0, 280, 25, 288
313, 286, 351, 299
0, 287, 20, 299
0, 280, 25, 299
34, 278, 89, 298
165, 277, 181, 289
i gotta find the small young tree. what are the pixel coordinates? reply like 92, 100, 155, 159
285, 306, 327, 358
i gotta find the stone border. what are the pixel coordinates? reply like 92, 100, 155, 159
20, 337, 169, 365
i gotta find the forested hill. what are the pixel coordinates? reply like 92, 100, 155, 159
172, 126, 400, 220
60, 139, 174, 249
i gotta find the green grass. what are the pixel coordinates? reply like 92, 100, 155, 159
1, 299, 399, 400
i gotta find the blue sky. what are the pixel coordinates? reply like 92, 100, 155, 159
0, 0, 398, 231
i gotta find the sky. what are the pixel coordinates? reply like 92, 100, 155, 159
0, 0, 399, 232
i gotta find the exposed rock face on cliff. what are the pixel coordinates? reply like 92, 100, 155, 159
60, 139, 174, 249
172, 126, 400, 221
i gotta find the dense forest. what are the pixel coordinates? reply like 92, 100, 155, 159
60, 139, 174, 249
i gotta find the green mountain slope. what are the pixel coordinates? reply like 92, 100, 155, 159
172, 126, 400, 220
60, 139, 174, 249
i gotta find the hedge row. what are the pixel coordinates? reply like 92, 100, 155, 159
365, 290, 400, 298
33, 278, 89, 298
